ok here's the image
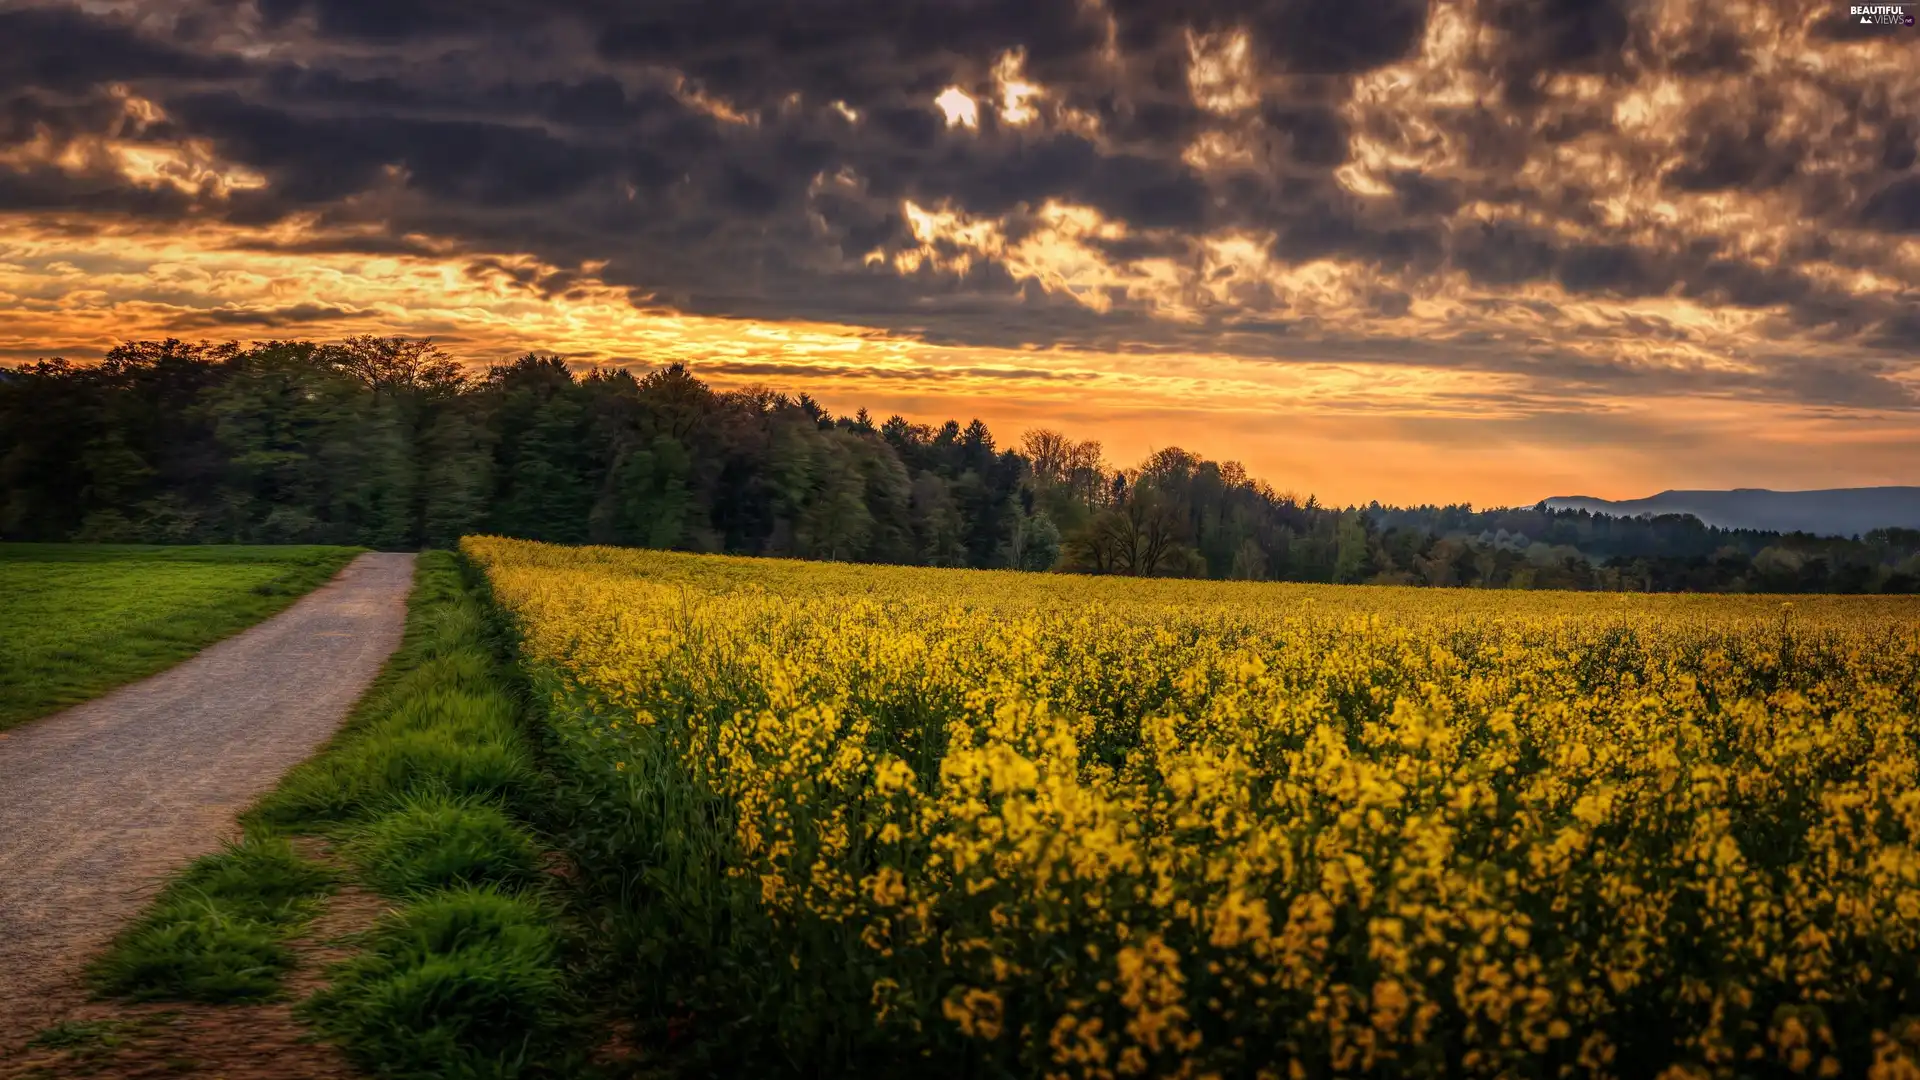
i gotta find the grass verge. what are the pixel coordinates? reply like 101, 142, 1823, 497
83, 550, 580, 1078
303, 887, 569, 1075
339, 792, 544, 896
89, 835, 336, 1003
0, 543, 362, 730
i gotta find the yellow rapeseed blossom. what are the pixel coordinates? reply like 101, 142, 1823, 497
465, 536, 1920, 1077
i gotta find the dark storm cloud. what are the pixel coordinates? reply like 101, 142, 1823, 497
1261, 104, 1349, 166
1280, 212, 1445, 271
1104, 0, 1430, 75
256, 0, 495, 42
0, 5, 244, 91
1662, 97, 1802, 194
2, 0, 1919, 409
175, 302, 360, 328
0, 89, 165, 165
233, 233, 453, 257
1480, 0, 1633, 104
1453, 221, 1559, 286
1860, 176, 1920, 233
695, 360, 1100, 383
0, 162, 201, 218
1761, 357, 1920, 409
1868, 308, 1920, 349
171, 90, 620, 205
1556, 244, 1670, 297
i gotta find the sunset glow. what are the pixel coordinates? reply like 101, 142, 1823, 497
3, 0, 1917, 505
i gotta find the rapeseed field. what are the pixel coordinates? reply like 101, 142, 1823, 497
467, 536, 1920, 1079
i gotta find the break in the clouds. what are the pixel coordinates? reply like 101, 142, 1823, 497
2, 0, 1918, 503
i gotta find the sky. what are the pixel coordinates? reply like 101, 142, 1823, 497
1, 0, 1917, 507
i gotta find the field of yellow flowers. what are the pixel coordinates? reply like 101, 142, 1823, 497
466, 536, 1920, 1079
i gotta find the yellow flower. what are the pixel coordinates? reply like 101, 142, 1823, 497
942, 987, 1004, 1040
465, 535, 1920, 1077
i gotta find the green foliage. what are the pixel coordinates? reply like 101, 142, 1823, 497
421, 407, 496, 549
0, 543, 360, 729
89, 836, 334, 1003
344, 793, 543, 897
11, 337, 1914, 591
92, 900, 295, 1003
223, 549, 571, 1070
1333, 512, 1374, 584
302, 888, 572, 1079
590, 434, 692, 548
254, 702, 537, 825
170, 832, 339, 908
490, 357, 596, 545
28, 1018, 140, 1052
282, 551, 575, 1074
85, 550, 578, 1074
250, 555, 537, 825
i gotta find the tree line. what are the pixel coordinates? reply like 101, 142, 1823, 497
3, 336, 1915, 594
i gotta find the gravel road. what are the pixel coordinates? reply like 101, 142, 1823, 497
0, 552, 415, 1041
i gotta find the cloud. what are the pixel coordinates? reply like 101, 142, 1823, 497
1860, 176, 1920, 232
0, 0, 1915, 428
0, 5, 245, 91
173, 302, 360, 328
694, 360, 1101, 383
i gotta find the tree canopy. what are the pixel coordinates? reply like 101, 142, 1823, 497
4, 337, 1915, 594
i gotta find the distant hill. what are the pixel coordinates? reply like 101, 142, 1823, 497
1542, 488, 1920, 538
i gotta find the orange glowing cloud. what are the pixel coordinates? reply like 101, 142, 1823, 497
2, 0, 1918, 505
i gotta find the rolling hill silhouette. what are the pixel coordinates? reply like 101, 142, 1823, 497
1543, 488, 1920, 538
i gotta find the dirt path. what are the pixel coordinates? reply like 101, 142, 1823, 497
0, 552, 415, 1045
0, 836, 392, 1080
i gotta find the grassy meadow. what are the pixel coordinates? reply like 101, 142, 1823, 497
469, 536, 1920, 1078
0, 544, 360, 729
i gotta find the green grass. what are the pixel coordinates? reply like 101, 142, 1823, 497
342, 792, 543, 897
88, 835, 336, 1003
87, 550, 582, 1076
0, 543, 361, 730
28, 1018, 141, 1052
302, 887, 571, 1079
252, 692, 538, 826
23, 1016, 170, 1069
268, 552, 576, 1075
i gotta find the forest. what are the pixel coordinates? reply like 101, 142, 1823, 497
2, 336, 1915, 594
